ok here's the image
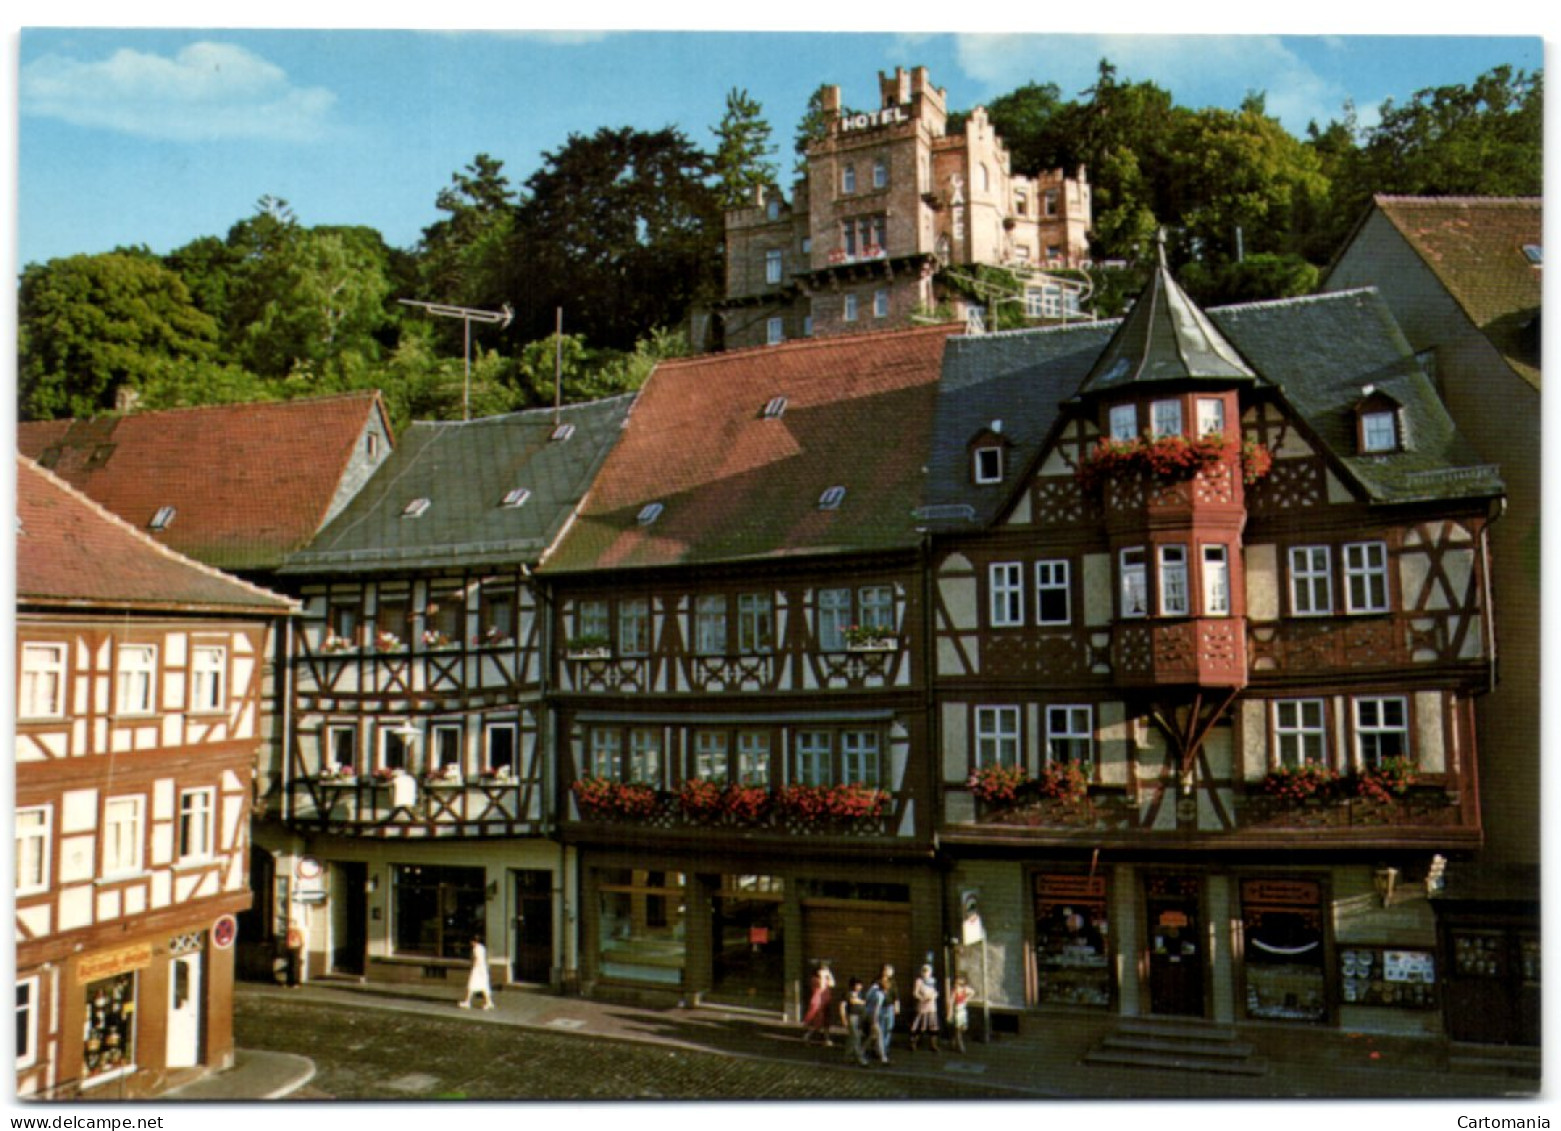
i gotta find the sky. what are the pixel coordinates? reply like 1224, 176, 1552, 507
9, 13, 1546, 270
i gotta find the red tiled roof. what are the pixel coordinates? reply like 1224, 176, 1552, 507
17, 457, 296, 614
1375, 195, 1542, 389
543, 325, 958, 573
17, 392, 388, 571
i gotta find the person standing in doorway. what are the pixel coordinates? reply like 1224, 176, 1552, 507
909, 964, 940, 1051
458, 935, 494, 1010
802, 962, 835, 1045
875, 964, 899, 1063
839, 977, 870, 1066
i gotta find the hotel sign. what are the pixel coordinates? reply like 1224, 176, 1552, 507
77, 943, 153, 984
840, 106, 908, 133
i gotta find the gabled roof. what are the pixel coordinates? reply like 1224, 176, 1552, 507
17, 457, 297, 616
17, 392, 390, 572
1075, 238, 1255, 396
542, 325, 957, 574
1369, 195, 1541, 390
280, 396, 635, 575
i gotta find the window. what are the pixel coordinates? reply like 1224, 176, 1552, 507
818, 486, 846, 510
1035, 560, 1071, 625
17, 978, 39, 1070
766, 317, 784, 346
761, 395, 788, 420
486, 722, 517, 773
874, 288, 889, 318
381, 726, 412, 772
619, 598, 651, 657
1344, 541, 1389, 613
432, 724, 462, 771
975, 707, 1020, 768
178, 789, 215, 861
1045, 706, 1092, 764
1197, 397, 1226, 438
1109, 403, 1137, 442
1202, 545, 1231, 616
328, 595, 361, 646
841, 164, 856, 194
577, 599, 610, 644
692, 732, 728, 783
80, 972, 136, 1081
766, 196, 781, 221
843, 293, 859, 322
551, 422, 576, 442
860, 585, 895, 632
102, 796, 143, 877
738, 733, 770, 786
803, 315, 814, 338
191, 646, 226, 712
817, 588, 851, 652
1354, 697, 1409, 766
1159, 545, 1189, 616
115, 644, 156, 715
1289, 546, 1333, 616
393, 864, 486, 959
19, 643, 65, 720
841, 215, 886, 258
501, 487, 531, 508
599, 869, 686, 985
1361, 410, 1398, 453
376, 590, 410, 646
695, 595, 727, 656
589, 729, 622, 778
841, 731, 881, 786
628, 729, 662, 785
1273, 700, 1327, 767
427, 590, 465, 645
765, 249, 783, 285
149, 505, 176, 531
1120, 548, 1148, 618
637, 502, 664, 526
327, 725, 357, 772
1522, 244, 1542, 266
401, 498, 431, 519
16, 807, 50, 895
737, 593, 774, 654
794, 732, 832, 786
973, 446, 1003, 484
1014, 189, 1028, 216
1151, 399, 1183, 438
990, 562, 1024, 626
872, 158, 888, 189
1043, 189, 1058, 217
977, 163, 990, 193
479, 584, 515, 643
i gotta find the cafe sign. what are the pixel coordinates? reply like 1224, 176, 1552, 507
77, 943, 153, 985
840, 106, 908, 134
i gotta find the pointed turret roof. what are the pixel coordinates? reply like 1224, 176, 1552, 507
1076, 233, 1256, 396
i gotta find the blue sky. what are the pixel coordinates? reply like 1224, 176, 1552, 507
11, 18, 1546, 269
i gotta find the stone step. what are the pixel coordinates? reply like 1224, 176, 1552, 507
1112, 1018, 1243, 1043
1083, 1047, 1270, 1076
1100, 1033, 1257, 1060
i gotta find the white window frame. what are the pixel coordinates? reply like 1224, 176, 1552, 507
872, 158, 888, 190
1035, 560, 1071, 626
765, 249, 783, 285
841, 731, 881, 787
1201, 544, 1230, 616
859, 585, 895, 632
693, 732, 729, 784
177, 788, 215, 862
695, 595, 728, 656
380, 725, 413, 773
115, 643, 157, 716
190, 645, 227, 713
16, 806, 51, 896
1150, 399, 1183, 438
766, 317, 784, 346
1354, 697, 1410, 767
1361, 410, 1398, 453
737, 592, 774, 655
432, 723, 463, 771
737, 732, 770, 787
817, 588, 851, 652
16, 977, 39, 1070
577, 599, 610, 643
794, 732, 832, 787
989, 562, 1025, 627
1159, 545, 1190, 616
843, 293, 859, 322
619, 598, 651, 657
1344, 541, 1390, 614
873, 288, 889, 318
589, 728, 622, 779
1109, 403, 1137, 442
327, 724, 358, 772
19, 643, 67, 720
102, 795, 144, 878
1273, 700, 1327, 768
1045, 705, 1093, 765
1120, 547, 1148, 618
1289, 546, 1333, 616
628, 729, 662, 786
841, 164, 856, 194
485, 721, 518, 774
975, 706, 1021, 769
1197, 397, 1226, 438
973, 446, 1003, 484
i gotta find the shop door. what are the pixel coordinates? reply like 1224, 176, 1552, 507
801, 901, 912, 991
331, 861, 367, 975
1444, 928, 1541, 1046
165, 952, 202, 1068
708, 877, 785, 1011
1145, 876, 1206, 1018
511, 870, 554, 984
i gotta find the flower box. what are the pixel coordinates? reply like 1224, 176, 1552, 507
571, 777, 660, 820
775, 783, 890, 824
1260, 763, 1342, 803
568, 647, 612, 661
846, 637, 898, 653
1354, 757, 1418, 804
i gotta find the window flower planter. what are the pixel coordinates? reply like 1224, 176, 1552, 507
1354, 756, 1417, 804
843, 625, 897, 651
775, 783, 890, 824
1260, 763, 1342, 804
1034, 761, 1092, 803
571, 777, 660, 820
1074, 434, 1273, 493
968, 764, 1031, 806
321, 635, 356, 654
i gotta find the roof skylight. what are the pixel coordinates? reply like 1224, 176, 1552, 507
761, 396, 788, 419
637, 502, 664, 525
501, 488, 532, 509
149, 505, 176, 531
818, 486, 847, 510
402, 498, 431, 518
551, 422, 576, 442
1523, 244, 1542, 266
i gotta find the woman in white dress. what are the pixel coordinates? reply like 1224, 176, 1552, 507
458, 936, 494, 1010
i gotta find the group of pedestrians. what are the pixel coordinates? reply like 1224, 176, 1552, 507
802, 961, 974, 1067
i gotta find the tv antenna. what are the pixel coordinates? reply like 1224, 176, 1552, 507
398, 300, 513, 420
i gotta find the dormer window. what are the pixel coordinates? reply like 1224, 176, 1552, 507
149, 505, 176, 531
501, 488, 531, 508
1354, 387, 1404, 454
637, 502, 664, 525
761, 396, 788, 420
973, 446, 1004, 485
402, 498, 431, 518
551, 423, 576, 442
818, 486, 846, 511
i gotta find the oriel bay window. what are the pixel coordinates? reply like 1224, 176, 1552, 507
975, 706, 1020, 768
598, 869, 686, 985
393, 864, 486, 959
1202, 545, 1231, 615
1120, 548, 1149, 618
1354, 697, 1409, 765
1151, 398, 1183, 438
1158, 545, 1190, 616
1109, 403, 1137, 441
1197, 397, 1226, 438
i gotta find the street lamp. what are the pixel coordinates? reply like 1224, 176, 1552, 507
398, 299, 513, 421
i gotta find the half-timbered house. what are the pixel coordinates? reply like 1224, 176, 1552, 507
920, 250, 1503, 1039
269, 397, 634, 990
540, 325, 957, 1014
15, 457, 297, 1099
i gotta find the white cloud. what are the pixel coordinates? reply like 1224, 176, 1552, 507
953, 33, 1352, 133
20, 41, 336, 142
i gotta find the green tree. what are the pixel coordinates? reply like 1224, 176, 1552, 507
415, 153, 519, 314
18, 252, 219, 420
711, 88, 776, 208
793, 85, 837, 174
983, 81, 1067, 174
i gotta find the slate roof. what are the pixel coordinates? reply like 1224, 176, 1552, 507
281, 395, 636, 575
17, 457, 297, 616
924, 288, 1502, 528
542, 325, 957, 574
1369, 196, 1542, 391
17, 392, 388, 572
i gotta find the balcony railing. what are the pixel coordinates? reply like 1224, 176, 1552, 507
287, 774, 540, 835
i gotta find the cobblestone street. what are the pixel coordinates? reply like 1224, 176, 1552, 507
236, 992, 1000, 1101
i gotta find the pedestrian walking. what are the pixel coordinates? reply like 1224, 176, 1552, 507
802, 962, 835, 1045
947, 973, 973, 1053
874, 964, 899, 1063
457, 935, 494, 1010
909, 964, 940, 1052
839, 977, 870, 1066
862, 973, 889, 1064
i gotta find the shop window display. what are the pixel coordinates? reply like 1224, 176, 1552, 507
392, 864, 487, 959
598, 870, 686, 985
1033, 874, 1111, 1007
82, 973, 136, 1080
1241, 879, 1327, 1022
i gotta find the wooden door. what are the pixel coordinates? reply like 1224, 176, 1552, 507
331, 861, 367, 975
1145, 875, 1206, 1017
511, 870, 554, 984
